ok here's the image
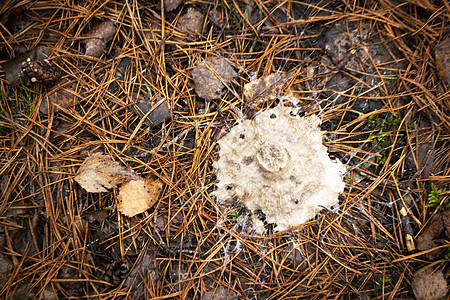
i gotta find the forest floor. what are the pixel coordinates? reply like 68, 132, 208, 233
0, 0, 449, 299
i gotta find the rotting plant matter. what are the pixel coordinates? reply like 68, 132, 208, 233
213, 107, 346, 233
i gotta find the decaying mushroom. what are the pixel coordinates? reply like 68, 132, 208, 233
212, 107, 346, 234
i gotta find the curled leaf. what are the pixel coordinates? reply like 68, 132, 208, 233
84, 20, 116, 57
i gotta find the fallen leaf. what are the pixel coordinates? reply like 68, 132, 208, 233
155, 211, 184, 232
5, 283, 58, 300
131, 96, 171, 127
74, 153, 140, 193
124, 254, 156, 288
191, 56, 237, 101
84, 20, 116, 57
73, 215, 88, 237
164, 0, 183, 12
117, 176, 164, 217
59, 266, 84, 296
40, 79, 77, 114
405, 120, 435, 177
2, 50, 36, 87
412, 268, 448, 300
435, 37, 450, 84
11, 212, 45, 256
416, 210, 450, 259
243, 72, 291, 108
0, 253, 12, 273
202, 285, 239, 300
85, 210, 110, 223
419, 144, 435, 179
208, 8, 225, 28
178, 8, 205, 36
114, 57, 131, 81
123, 254, 156, 298
0, 5, 27, 33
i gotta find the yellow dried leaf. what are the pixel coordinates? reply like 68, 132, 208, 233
74, 153, 140, 193
117, 176, 164, 217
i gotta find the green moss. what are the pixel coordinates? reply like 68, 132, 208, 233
254, 42, 267, 52
365, 112, 415, 165
427, 183, 448, 211
227, 208, 243, 220
220, 1, 242, 27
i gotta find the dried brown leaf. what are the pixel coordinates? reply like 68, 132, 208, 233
202, 286, 239, 300
435, 37, 450, 84
74, 153, 140, 193
84, 20, 116, 58
124, 254, 155, 289
117, 176, 164, 217
2, 50, 36, 87
0, 5, 27, 33
178, 8, 205, 36
85, 210, 110, 223
40, 79, 77, 114
243, 73, 291, 108
164, 0, 183, 12
131, 96, 171, 127
0, 253, 13, 273
155, 211, 184, 232
191, 56, 237, 101
208, 8, 225, 28
74, 215, 88, 237
416, 210, 450, 259
412, 268, 448, 300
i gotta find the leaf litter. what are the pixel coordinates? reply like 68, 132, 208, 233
412, 268, 448, 300
75, 153, 163, 217
178, 8, 205, 37
191, 56, 237, 101
434, 37, 450, 84
131, 96, 171, 127
164, 0, 183, 12
0, 0, 449, 298
117, 176, 164, 217
416, 210, 450, 260
243, 72, 291, 109
75, 153, 140, 193
39, 79, 78, 114
83, 20, 116, 58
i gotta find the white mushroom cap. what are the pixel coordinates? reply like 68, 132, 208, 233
212, 107, 346, 234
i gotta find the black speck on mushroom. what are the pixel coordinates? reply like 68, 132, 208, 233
241, 156, 254, 165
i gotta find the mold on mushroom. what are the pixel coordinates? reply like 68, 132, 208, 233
212, 107, 346, 234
